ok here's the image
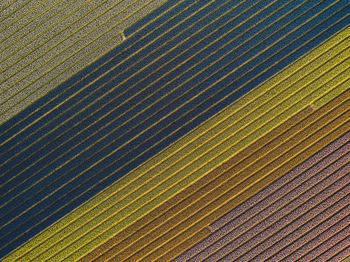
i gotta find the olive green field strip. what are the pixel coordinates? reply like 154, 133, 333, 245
88, 87, 350, 262
4, 25, 349, 262
0, 0, 168, 124
5, 0, 349, 258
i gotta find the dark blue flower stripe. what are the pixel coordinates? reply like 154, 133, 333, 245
0, 0, 348, 258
